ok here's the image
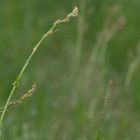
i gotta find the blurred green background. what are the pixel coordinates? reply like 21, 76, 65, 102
0, 0, 140, 139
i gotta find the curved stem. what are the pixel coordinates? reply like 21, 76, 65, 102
0, 7, 78, 137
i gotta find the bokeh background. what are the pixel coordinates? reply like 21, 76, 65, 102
0, 0, 140, 139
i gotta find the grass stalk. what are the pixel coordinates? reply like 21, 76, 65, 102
0, 7, 78, 137
73, 0, 86, 71
95, 80, 113, 140
124, 43, 140, 89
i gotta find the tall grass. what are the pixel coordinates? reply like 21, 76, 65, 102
0, 7, 78, 138
74, 0, 86, 70
1, 2, 140, 139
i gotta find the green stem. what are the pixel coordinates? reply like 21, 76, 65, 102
0, 7, 78, 137
73, 0, 86, 70
0, 27, 54, 128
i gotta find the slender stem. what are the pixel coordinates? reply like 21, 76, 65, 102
73, 0, 86, 71
0, 86, 16, 137
0, 26, 54, 127
0, 7, 78, 137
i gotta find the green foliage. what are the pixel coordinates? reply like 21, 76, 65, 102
0, 0, 140, 140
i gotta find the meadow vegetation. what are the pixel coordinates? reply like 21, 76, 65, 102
0, 0, 140, 140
